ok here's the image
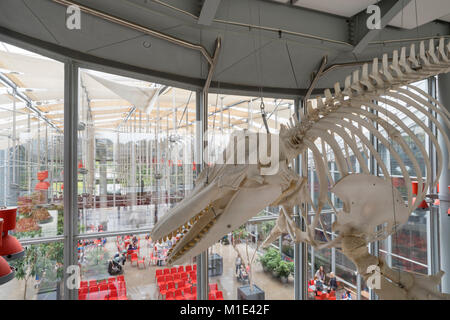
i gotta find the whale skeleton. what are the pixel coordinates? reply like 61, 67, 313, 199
151, 38, 450, 299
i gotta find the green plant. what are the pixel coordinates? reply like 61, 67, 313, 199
288, 261, 294, 275
259, 247, 278, 268
266, 251, 281, 273
10, 242, 64, 299
275, 260, 291, 278
261, 221, 275, 238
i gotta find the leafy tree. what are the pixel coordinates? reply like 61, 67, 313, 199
10, 242, 63, 300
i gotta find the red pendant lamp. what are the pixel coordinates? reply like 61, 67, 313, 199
0, 218, 14, 285
0, 207, 25, 260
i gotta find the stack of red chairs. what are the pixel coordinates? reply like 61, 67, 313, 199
207, 284, 224, 300
208, 292, 216, 300
209, 283, 218, 296
215, 291, 224, 300
78, 276, 128, 300
155, 264, 198, 300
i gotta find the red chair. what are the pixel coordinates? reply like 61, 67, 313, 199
170, 267, 177, 274
181, 272, 188, 282
131, 253, 138, 266
155, 269, 163, 279
174, 289, 185, 300
108, 283, 118, 300
80, 281, 88, 288
159, 283, 168, 299
193, 264, 197, 271
185, 265, 192, 273
183, 287, 195, 300
166, 292, 175, 300
137, 256, 146, 269
163, 268, 170, 276
117, 281, 127, 300
89, 286, 100, 300
79, 287, 88, 296
216, 291, 224, 300
126, 249, 135, 261
88, 280, 97, 287
173, 273, 182, 287
177, 266, 185, 273
88, 285, 99, 292
99, 284, 109, 300
191, 274, 197, 286
189, 271, 196, 279
209, 283, 218, 296
166, 282, 176, 296
108, 277, 116, 284
98, 279, 107, 285
150, 252, 158, 265
165, 275, 174, 283
178, 280, 191, 291
117, 275, 125, 282
208, 292, 216, 300
78, 293, 87, 300
156, 275, 166, 287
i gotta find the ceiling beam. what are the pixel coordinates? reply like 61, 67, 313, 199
351, 0, 413, 55
198, 0, 221, 26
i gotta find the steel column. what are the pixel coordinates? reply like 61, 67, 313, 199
437, 73, 450, 293
293, 97, 307, 300
196, 90, 209, 300
63, 60, 79, 300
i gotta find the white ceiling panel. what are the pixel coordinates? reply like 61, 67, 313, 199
390, 0, 450, 29
271, 0, 450, 28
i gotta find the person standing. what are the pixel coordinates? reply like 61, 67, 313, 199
328, 272, 338, 291
235, 256, 242, 275
315, 265, 325, 282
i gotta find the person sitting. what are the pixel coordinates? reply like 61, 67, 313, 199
328, 272, 338, 291
315, 277, 324, 293
238, 265, 249, 283
108, 259, 123, 276
114, 252, 126, 266
342, 290, 352, 300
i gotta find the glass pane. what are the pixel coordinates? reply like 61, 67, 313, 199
77, 69, 196, 234
0, 43, 64, 241
204, 95, 295, 300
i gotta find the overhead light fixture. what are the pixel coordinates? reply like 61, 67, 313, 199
0, 207, 25, 260
0, 218, 14, 285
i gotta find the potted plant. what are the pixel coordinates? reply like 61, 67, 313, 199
276, 260, 291, 283
267, 254, 281, 277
